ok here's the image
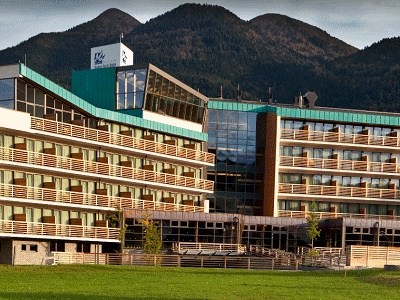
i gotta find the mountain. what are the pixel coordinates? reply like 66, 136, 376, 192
0, 8, 141, 88
249, 14, 358, 61
2, 4, 398, 113
320, 37, 400, 111
122, 4, 357, 101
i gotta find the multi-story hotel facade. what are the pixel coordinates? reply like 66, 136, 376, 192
2, 43, 400, 264
0, 49, 214, 264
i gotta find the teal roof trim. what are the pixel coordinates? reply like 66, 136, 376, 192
275, 106, 400, 127
208, 100, 400, 127
20, 64, 207, 141
208, 100, 270, 113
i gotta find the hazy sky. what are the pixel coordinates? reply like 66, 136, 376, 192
1, 0, 400, 51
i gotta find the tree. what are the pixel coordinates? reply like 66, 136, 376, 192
306, 202, 321, 251
137, 210, 162, 254
108, 205, 128, 252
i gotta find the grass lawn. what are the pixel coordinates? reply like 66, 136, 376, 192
0, 265, 399, 299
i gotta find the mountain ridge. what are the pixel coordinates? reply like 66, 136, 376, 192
0, 4, 399, 112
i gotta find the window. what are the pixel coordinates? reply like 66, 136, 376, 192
21, 244, 27, 251
0, 79, 14, 109
30, 245, 38, 252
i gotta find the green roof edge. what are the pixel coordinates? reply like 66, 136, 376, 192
208, 100, 400, 127
19, 64, 207, 141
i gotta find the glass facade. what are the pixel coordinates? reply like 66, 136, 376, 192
0, 79, 14, 110
207, 108, 262, 215
116, 69, 147, 110
144, 70, 205, 124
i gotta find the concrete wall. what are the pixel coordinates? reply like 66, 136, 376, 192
12, 240, 53, 265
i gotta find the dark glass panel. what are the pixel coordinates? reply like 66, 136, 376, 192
172, 100, 180, 117
46, 96, 54, 108
161, 78, 168, 96
191, 105, 199, 123
17, 80, 25, 101
135, 69, 147, 91
117, 71, 125, 94
27, 104, 34, 115
0, 79, 14, 101
145, 94, 152, 111
0, 100, 14, 110
17, 101, 26, 112
168, 83, 175, 98
55, 99, 62, 110
147, 70, 156, 93
117, 94, 125, 110
179, 103, 186, 119
126, 70, 134, 93
126, 93, 134, 109
184, 104, 192, 121
35, 106, 44, 118
63, 111, 71, 123
35, 89, 44, 106
27, 84, 34, 103
135, 92, 144, 108
197, 106, 204, 123
154, 74, 162, 94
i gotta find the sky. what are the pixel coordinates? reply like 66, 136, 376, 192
1, 0, 400, 51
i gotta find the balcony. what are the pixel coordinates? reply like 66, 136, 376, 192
278, 210, 400, 221
280, 156, 400, 178
0, 183, 206, 213
280, 129, 400, 151
31, 117, 215, 167
0, 219, 119, 242
279, 183, 400, 203
0, 146, 214, 193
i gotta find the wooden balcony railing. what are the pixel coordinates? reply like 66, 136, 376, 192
278, 210, 400, 221
0, 219, 119, 240
0, 146, 214, 192
279, 183, 400, 200
281, 128, 400, 148
280, 156, 400, 174
0, 183, 206, 213
31, 117, 215, 165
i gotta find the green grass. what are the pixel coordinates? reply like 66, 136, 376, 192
0, 265, 399, 299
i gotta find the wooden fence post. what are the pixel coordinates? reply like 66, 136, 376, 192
224, 257, 227, 269
248, 257, 250, 270
271, 258, 274, 271
130, 254, 132, 266
201, 257, 203, 268
154, 255, 157, 266
178, 255, 181, 268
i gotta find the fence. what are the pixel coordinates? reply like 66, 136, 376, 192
346, 245, 400, 268
52, 252, 299, 270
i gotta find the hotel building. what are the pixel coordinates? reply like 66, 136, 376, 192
0, 45, 214, 264
1, 43, 400, 263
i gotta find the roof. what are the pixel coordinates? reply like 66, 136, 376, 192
208, 99, 400, 127
19, 64, 208, 141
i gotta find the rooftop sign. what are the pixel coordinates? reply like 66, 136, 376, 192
90, 43, 133, 69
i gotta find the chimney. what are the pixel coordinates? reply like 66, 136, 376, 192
268, 87, 273, 104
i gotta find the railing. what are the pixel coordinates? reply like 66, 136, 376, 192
0, 220, 119, 240
0, 183, 205, 213
174, 242, 246, 253
31, 117, 215, 165
280, 156, 400, 174
347, 245, 400, 268
281, 128, 400, 148
0, 146, 214, 192
52, 252, 299, 270
279, 183, 400, 201
278, 210, 400, 221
